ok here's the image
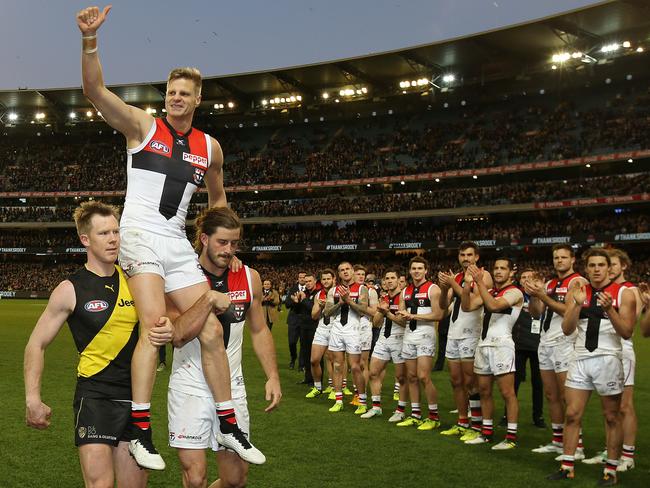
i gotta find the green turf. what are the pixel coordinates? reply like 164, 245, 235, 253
1, 299, 647, 487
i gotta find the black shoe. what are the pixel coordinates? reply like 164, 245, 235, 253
499, 415, 507, 427
534, 417, 547, 429
289, 360, 295, 370
597, 473, 617, 486
546, 468, 574, 481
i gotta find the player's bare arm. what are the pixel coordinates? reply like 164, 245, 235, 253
561, 281, 584, 336
24, 281, 76, 429
346, 286, 368, 317
524, 279, 546, 319
437, 270, 456, 312
535, 276, 587, 317
638, 282, 650, 337
164, 290, 231, 347
598, 288, 635, 340
205, 138, 227, 207
461, 267, 485, 312
399, 285, 444, 322
311, 297, 325, 321
323, 287, 342, 318
363, 288, 379, 319
77, 5, 153, 146
246, 269, 282, 412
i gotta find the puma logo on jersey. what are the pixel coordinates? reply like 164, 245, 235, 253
149, 140, 170, 154
183, 152, 208, 169
104, 284, 115, 292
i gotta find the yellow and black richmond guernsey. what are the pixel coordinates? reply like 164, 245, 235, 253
67, 265, 139, 401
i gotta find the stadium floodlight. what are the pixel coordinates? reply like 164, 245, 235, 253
637, 47, 644, 53
600, 43, 620, 53
435, 178, 440, 183
551, 65, 557, 70
442, 74, 455, 83
69, 112, 76, 119
8, 112, 18, 121
551, 52, 571, 63
261, 99, 268, 105
400, 180, 405, 185
585, 163, 591, 168
472, 175, 478, 180
86, 110, 93, 117
361, 87, 367, 94
622, 41, 631, 48
289, 96, 296, 102
571, 52, 582, 59
628, 158, 634, 163
97, 111, 102, 117
321, 92, 329, 99
227, 101, 235, 108
35, 112, 45, 120
297, 95, 302, 101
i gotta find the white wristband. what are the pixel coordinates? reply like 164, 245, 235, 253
82, 35, 97, 40
83, 47, 98, 54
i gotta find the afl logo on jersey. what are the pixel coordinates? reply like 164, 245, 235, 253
84, 300, 109, 312
149, 140, 170, 154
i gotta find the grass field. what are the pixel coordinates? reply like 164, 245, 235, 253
1, 299, 648, 487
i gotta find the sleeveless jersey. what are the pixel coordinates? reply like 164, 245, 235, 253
575, 282, 627, 358
381, 292, 405, 338
360, 287, 379, 328
540, 272, 582, 344
330, 283, 365, 329
402, 281, 436, 330
121, 118, 212, 238
170, 265, 253, 398
620, 281, 636, 352
448, 272, 482, 340
316, 288, 333, 329
480, 284, 523, 344
67, 265, 139, 401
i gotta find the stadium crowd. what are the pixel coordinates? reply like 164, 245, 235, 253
2, 172, 647, 223
4, 252, 649, 292
1, 92, 649, 191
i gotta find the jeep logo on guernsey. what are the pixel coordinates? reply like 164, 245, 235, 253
149, 140, 170, 154
183, 152, 208, 169
85, 300, 109, 312
228, 290, 248, 302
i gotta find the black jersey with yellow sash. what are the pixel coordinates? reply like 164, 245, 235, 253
67, 265, 139, 400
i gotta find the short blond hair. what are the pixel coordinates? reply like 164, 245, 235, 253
167, 67, 202, 95
73, 201, 120, 237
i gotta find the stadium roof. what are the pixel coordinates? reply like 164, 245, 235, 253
2, 0, 650, 123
